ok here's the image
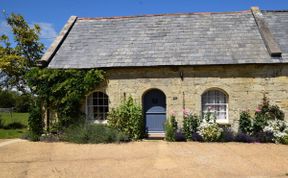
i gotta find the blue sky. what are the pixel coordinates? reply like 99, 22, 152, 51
1, 0, 288, 48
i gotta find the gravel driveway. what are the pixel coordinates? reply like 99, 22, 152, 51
0, 140, 287, 178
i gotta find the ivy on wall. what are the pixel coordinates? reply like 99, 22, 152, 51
26, 68, 105, 129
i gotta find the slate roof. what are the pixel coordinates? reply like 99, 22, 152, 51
43, 8, 288, 69
262, 11, 288, 58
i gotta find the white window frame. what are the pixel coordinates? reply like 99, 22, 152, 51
86, 92, 109, 124
201, 89, 229, 124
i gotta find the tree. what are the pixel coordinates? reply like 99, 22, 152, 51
0, 13, 44, 92
0, 90, 16, 108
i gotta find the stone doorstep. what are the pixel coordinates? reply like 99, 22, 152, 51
147, 132, 165, 139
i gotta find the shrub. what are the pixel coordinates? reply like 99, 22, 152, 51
40, 133, 60, 142
0, 116, 3, 128
107, 96, 144, 140
220, 126, 235, 142
203, 110, 216, 123
252, 95, 285, 135
197, 122, 223, 142
237, 96, 288, 144
0, 90, 16, 108
61, 123, 128, 144
234, 132, 254, 143
164, 115, 178, 141
253, 110, 270, 134
26, 68, 105, 129
263, 120, 288, 144
24, 131, 42, 141
182, 111, 201, 141
269, 105, 285, 121
4, 122, 26, 129
239, 111, 253, 135
27, 103, 44, 141
14, 94, 33, 113
55, 114, 86, 131
275, 134, 288, 144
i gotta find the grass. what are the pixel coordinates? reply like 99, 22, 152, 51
0, 129, 27, 139
0, 112, 28, 139
0, 112, 28, 126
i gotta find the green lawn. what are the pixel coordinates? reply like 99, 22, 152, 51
0, 129, 27, 139
0, 112, 28, 125
0, 112, 29, 139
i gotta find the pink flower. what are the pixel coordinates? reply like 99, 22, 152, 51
255, 108, 261, 113
183, 108, 191, 118
170, 110, 176, 117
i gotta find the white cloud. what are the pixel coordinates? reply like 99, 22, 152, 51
37, 22, 57, 42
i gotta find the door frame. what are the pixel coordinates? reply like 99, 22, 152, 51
142, 88, 167, 133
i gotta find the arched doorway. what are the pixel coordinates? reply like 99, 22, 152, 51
143, 89, 166, 133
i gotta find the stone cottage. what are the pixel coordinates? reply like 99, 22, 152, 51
39, 7, 288, 134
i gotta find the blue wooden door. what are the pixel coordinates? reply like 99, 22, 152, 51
143, 89, 166, 132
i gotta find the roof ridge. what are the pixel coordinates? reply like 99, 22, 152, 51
78, 10, 251, 21
262, 10, 288, 13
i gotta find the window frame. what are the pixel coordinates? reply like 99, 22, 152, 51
86, 91, 109, 123
201, 89, 229, 124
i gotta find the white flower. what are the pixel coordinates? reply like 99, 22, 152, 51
264, 119, 288, 143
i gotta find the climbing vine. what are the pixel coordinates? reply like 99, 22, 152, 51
26, 68, 105, 128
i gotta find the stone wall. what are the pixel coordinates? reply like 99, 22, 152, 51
81, 64, 288, 130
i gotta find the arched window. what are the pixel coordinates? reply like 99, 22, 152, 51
201, 89, 228, 122
87, 92, 109, 121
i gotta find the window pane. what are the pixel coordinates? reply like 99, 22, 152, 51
99, 99, 104, 105
202, 90, 228, 120
87, 92, 109, 120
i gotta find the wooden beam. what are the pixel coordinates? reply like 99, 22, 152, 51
251, 7, 282, 57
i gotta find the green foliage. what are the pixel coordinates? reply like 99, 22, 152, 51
239, 111, 253, 135
14, 94, 33, 112
196, 111, 223, 142
107, 96, 144, 140
0, 129, 26, 139
0, 90, 16, 108
253, 95, 285, 134
275, 134, 288, 144
3, 122, 26, 129
27, 102, 44, 141
0, 112, 28, 126
0, 115, 3, 128
220, 126, 235, 142
198, 122, 223, 142
26, 68, 105, 129
238, 95, 287, 144
61, 123, 128, 144
25, 131, 41, 141
253, 112, 269, 134
269, 105, 285, 121
0, 90, 33, 112
164, 115, 178, 142
0, 13, 44, 92
263, 120, 288, 144
183, 113, 201, 141
203, 110, 216, 123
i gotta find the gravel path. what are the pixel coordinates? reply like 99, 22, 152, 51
0, 140, 287, 178
0, 139, 25, 148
